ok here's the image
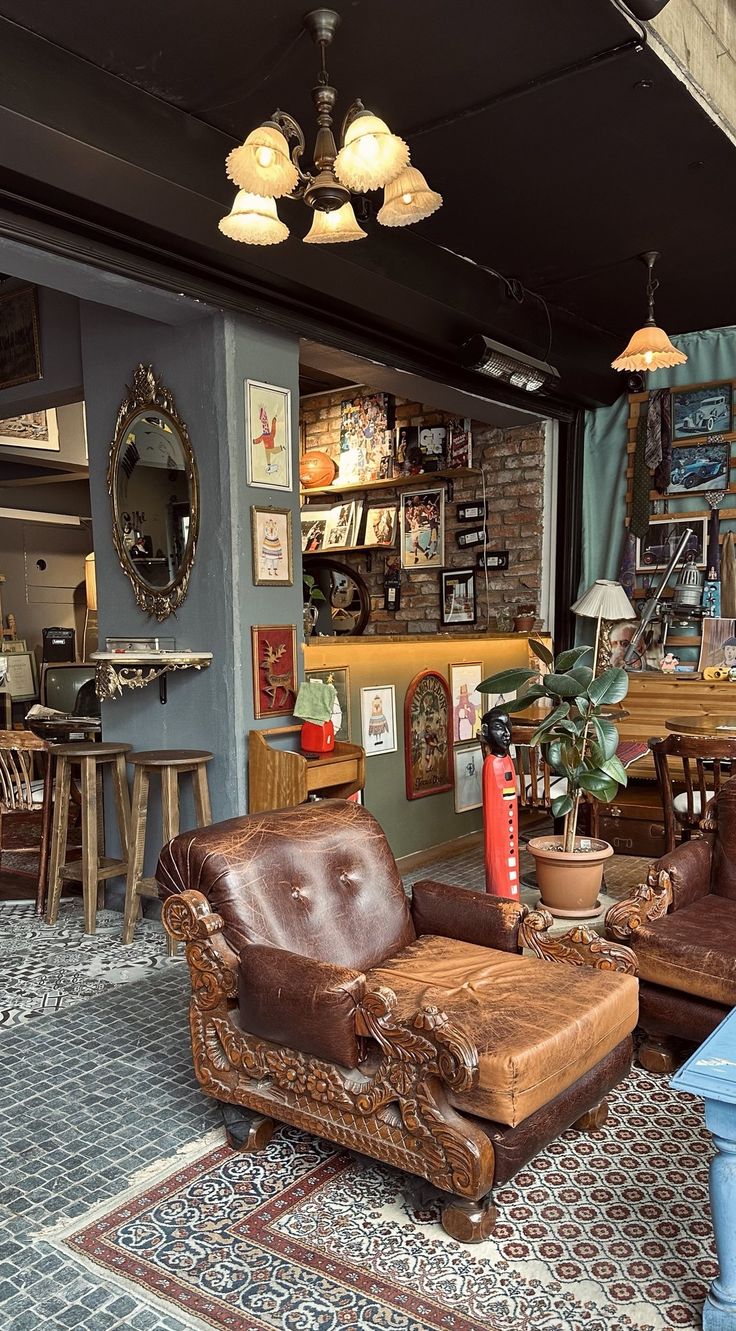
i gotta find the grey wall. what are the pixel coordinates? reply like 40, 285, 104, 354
0, 518, 92, 669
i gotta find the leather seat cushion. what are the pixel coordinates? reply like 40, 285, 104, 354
633, 894, 736, 1005
672, 790, 711, 817
366, 934, 638, 1127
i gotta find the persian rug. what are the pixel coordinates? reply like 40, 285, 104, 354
51, 1067, 716, 1331
0, 900, 176, 1027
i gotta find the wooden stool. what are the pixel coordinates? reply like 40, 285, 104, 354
121, 749, 213, 946
46, 742, 132, 935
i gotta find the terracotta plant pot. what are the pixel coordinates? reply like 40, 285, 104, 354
513, 614, 536, 632
526, 836, 613, 919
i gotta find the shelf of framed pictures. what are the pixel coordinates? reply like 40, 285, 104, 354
300, 467, 476, 498
302, 543, 395, 557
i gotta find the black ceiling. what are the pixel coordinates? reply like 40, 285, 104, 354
0, 0, 733, 406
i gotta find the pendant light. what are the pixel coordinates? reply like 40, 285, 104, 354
377, 167, 443, 227
611, 251, 687, 373
218, 8, 441, 247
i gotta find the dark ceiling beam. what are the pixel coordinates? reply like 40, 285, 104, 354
0, 15, 620, 407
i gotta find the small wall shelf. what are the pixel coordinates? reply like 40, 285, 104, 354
301, 467, 476, 498
92, 650, 213, 704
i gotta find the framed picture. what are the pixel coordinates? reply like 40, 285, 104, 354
5, 650, 38, 701
361, 685, 397, 756
305, 666, 350, 742
635, 518, 707, 571
245, 380, 292, 490
363, 503, 398, 548
339, 392, 393, 485
672, 383, 732, 440
0, 286, 41, 391
400, 489, 444, 570
2, 639, 28, 654
440, 567, 477, 625
301, 506, 332, 554
251, 625, 297, 718
0, 409, 59, 452
448, 418, 472, 470
605, 619, 644, 672
699, 618, 736, 674
251, 506, 293, 586
668, 440, 730, 494
323, 500, 359, 551
405, 669, 453, 800
453, 742, 483, 813
449, 661, 482, 743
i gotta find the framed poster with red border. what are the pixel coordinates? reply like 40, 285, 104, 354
404, 668, 453, 800
251, 624, 297, 718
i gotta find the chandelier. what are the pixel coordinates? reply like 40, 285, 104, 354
611, 251, 687, 373
219, 8, 442, 247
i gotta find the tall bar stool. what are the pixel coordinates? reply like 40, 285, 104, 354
122, 749, 213, 946
46, 742, 132, 935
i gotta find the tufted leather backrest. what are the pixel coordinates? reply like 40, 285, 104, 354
156, 799, 416, 971
712, 777, 736, 901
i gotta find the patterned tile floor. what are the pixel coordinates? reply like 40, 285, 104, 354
0, 837, 653, 1330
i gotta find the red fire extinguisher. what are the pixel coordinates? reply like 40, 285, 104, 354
480, 709, 520, 900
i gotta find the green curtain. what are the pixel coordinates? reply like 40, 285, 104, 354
581, 324, 736, 601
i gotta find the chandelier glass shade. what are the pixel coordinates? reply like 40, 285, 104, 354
612, 251, 687, 373
225, 124, 299, 198
377, 167, 443, 227
218, 8, 441, 247
218, 191, 289, 245
303, 201, 367, 243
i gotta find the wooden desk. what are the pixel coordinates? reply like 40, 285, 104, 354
248, 727, 365, 814
665, 715, 736, 736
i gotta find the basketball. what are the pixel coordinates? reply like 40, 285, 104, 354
300, 450, 337, 489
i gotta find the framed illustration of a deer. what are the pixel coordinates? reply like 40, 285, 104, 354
251, 624, 297, 718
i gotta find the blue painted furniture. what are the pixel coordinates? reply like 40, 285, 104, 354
672, 1008, 736, 1330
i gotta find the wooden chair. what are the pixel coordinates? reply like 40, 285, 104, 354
650, 732, 736, 854
0, 729, 55, 913
511, 725, 600, 838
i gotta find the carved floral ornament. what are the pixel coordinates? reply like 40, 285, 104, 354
107, 364, 200, 621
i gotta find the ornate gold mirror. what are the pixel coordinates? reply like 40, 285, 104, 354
108, 365, 199, 620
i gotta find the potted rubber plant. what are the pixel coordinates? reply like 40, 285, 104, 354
479, 639, 629, 917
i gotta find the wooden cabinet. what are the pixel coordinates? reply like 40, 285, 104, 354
248, 727, 365, 814
614, 674, 736, 780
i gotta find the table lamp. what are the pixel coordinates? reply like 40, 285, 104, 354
571, 579, 637, 674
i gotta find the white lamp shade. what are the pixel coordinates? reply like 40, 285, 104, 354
611, 324, 688, 372
377, 167, 443, 227
334, 112, 409, 192
225, 125, 298, 198
303, 202, 367, 244
84, 552, 97, 612
218, 191, 289, 245
571, 579, 636, 621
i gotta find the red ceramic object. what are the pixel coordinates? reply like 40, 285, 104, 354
300, 720, 335, 756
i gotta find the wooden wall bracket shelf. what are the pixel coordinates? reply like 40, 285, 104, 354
92, 651, 213, 704
301, 467, 476, 498
248, 726, 365, 813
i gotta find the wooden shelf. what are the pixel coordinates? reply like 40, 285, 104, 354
248, 727, 364, 813
303, 543, 395, 556
301, 467, 476, 497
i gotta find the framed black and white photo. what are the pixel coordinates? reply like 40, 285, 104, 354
668, 440, 730, 495
0, 287, 41, 391
635, 518, 707, 571
453, 742, 483, 813
0, 409, 59, 452
672, 383, 732, 440
440, 567, 477, 625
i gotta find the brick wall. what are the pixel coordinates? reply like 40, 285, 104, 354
300, 389, 546, 634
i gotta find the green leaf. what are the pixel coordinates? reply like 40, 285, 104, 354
592, 717, 619, 759
568, 665, 594, 688
544, 672, 585, 698
600, 755, 628, 785
578, 772, 618, 802
588, 667, 629, 706
554, 645, 593, 672
532, 702, 570, 732
499, 687, 548, 714
529, 638, 553, 666
478, 668, 537, 695
551, 793, 574, 819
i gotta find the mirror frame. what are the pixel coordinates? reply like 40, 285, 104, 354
305, 556, 371, 636
107, 364, 200, 621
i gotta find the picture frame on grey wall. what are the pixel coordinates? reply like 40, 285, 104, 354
0, 287, 42, 391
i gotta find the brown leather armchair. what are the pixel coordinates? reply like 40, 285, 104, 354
157, 799, 638, 1242
606, 776, 736, 1073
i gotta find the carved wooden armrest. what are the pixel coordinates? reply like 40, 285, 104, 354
603, 870, 673, 941
355, 987, 480, 1095
519, 907, 639, 975
162, 890, 239, 1006
699, 796, 718, 833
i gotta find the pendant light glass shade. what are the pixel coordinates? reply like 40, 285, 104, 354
377, 167, 443, 227
611, 324, 687, 372
303, 201, 367, 244
334, 112, 409, 191
225, 124, 298, 198
218, 191, 289, 245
